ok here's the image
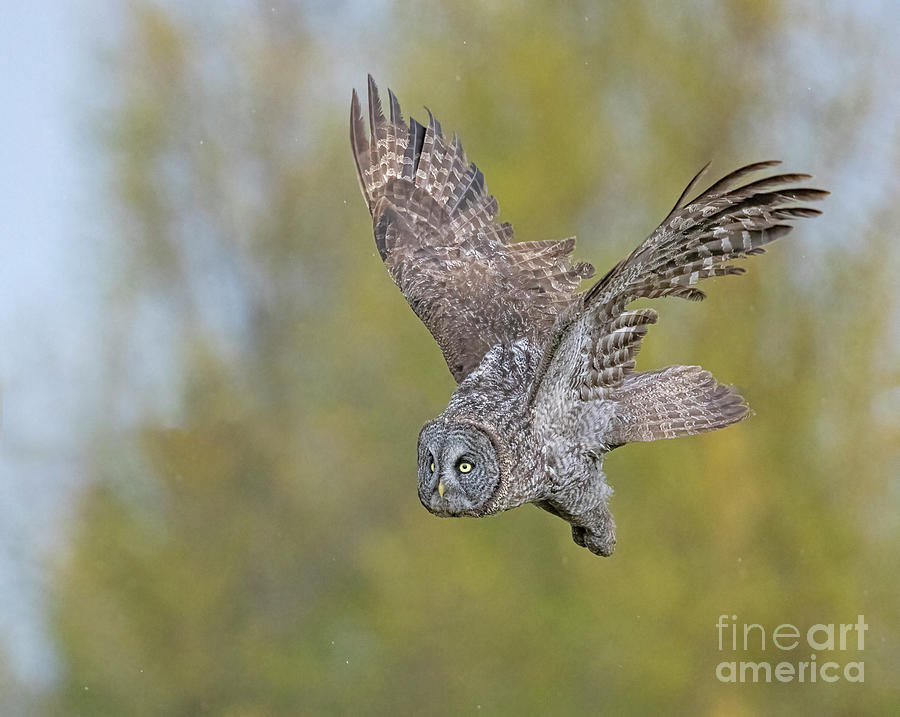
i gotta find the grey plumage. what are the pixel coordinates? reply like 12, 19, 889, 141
351, 76, 826, 556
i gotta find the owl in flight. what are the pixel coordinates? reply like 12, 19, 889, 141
350, 76, 825, 556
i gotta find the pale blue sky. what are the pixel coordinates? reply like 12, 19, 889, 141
1, 2, 100, 686
0, 0, 125, 687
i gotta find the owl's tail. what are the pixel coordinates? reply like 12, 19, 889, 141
602, 365, 750, 446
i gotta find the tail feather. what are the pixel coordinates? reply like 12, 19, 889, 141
605, 365, 750, 445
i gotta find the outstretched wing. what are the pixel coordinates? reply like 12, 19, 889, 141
350, 76, 594, 382
584, 161, 827, 308
533, 162, 826, 443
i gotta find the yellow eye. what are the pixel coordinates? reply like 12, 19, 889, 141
459, 461, 472, 473
429, 462, 435, 473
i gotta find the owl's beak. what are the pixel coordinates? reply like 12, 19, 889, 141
438, 481, 446, 498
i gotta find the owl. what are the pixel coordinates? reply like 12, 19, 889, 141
350, 76, 825, 556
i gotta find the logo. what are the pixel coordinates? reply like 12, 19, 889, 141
715, 614, 867, 683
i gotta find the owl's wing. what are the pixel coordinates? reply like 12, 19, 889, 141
583, 160, 827, 308
351, 76, 594, 382
531, 162, 826, 444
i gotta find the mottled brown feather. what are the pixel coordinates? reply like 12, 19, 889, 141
351, 76, 594, 381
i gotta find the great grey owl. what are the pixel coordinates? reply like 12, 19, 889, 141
350, 76, 825, 556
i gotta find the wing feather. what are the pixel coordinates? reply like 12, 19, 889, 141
353, 79, 826, 411
585, 162, 827, 308
532, 162, 825, 441
350, 76, 594, 381
349, 89, 372, 211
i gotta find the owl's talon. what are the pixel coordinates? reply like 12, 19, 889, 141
584, 529, 616, 557
572, 525, 616, 556
571, 510, 617, 557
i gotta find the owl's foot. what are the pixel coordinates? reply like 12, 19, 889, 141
572, 523, 616, 557
536, 488, 617, 556
570, 502, 617, 557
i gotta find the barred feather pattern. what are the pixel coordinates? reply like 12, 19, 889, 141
585, 161, 828, 310
607, 366, 750, 444
574, 308, 659, 402
532, 162, 826, 415
530, 160, 825, 550
351, 77, 826, 557
351, 75, 594, 381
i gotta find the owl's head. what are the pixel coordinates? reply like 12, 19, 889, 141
417, 419, 501, 516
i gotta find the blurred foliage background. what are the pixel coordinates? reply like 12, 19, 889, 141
5, 0, 899, 714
